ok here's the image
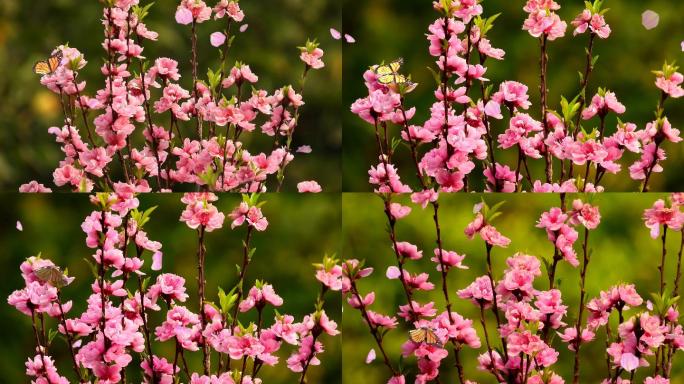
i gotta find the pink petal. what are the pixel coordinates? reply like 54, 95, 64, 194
473, 202, 484, 214
330, 28, 341, 40
365, 349, 376, 364
484, 100, 502, 119
386, 266, 401, 279
641, 10, 660, 30
296, 145, 312, 154
175, 7, 193, 25
344, 34, 356, 43
620, 353, 640, 371
239, 24, 249, 33
681, 41, 684, 52
297, 181, 322, 193
210, 32, 227, 48
16, 220, 23, 231
650, 224, 660, 239
152, 252, 163, 271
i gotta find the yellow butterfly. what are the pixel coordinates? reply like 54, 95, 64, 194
33, 51, 63, 76
372, 58, 404, 85
35, 265, 71, 288
409, 327, 440, 345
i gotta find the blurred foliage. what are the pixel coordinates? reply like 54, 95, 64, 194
0, 193, 341, 383
343, 193, 684, 383
0, 0, 342, 191
342, 0, 684, 192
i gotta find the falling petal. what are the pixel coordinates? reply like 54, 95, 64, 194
239, 24, 249, 33
152, 252, 163, 271
330, 27, 341, 40
344, 34, 356, 43
641, 10, 660, 30
296, 145, 312, 154
681, 41, 684, 51
386, 266, 401, 279
210, 32, 227, 48
16, 220, 23, 231
365, 349, 376, 364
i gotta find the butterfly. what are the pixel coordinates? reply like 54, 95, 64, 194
330, 28, 356, 44
33, 51, 63, 76
371, 58, 411, 86
35, 265, 71, 288
409, 327, 441, 346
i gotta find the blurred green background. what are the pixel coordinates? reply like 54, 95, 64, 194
342, 0, 684, 192
0, 193, 341, 383
0, 0, 342, 191
343, 193, 684, 383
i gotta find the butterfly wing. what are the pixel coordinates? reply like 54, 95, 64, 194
33, 51, 62, 76
33, 61, 51, 75
378, 74, 408, 85
35, 266, 68, 288
47, 54, 62, 72
425, 329, 439, 345
409, 329, 426, 343
374, 64, 393, 76
377, 74, 396, 85
374, 58, 406, 84
393, 74, 407, 84
34, 266, 53, 281
388, 58, 404, 73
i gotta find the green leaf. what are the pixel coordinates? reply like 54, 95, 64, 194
207, 68, 222, 91
82, 257, 98, 279
426, 66, 441, 87
198, 165, 218, 189
488, 200, 506, 217
48, 329, 58, 346
482, 13, 501, 35
488, 211, 502, 223
391, 137, 402, 153
142, 276, 151, 291
218, 286, 238, 314
133, 2, 155, 21
484, 84, 494, 100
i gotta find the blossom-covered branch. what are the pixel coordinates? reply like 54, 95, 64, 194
22, 0, 326, 193
351, 0, 683, 193
8, 191, 341, 383
345, 193, 684, 383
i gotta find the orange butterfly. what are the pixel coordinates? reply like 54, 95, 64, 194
33, 51, 63, 76
409, 327, 441, 345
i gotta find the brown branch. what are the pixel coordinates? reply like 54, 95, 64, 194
573, 228, 591, 384
196, 225, 210, 374
349, 281, 398, 377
